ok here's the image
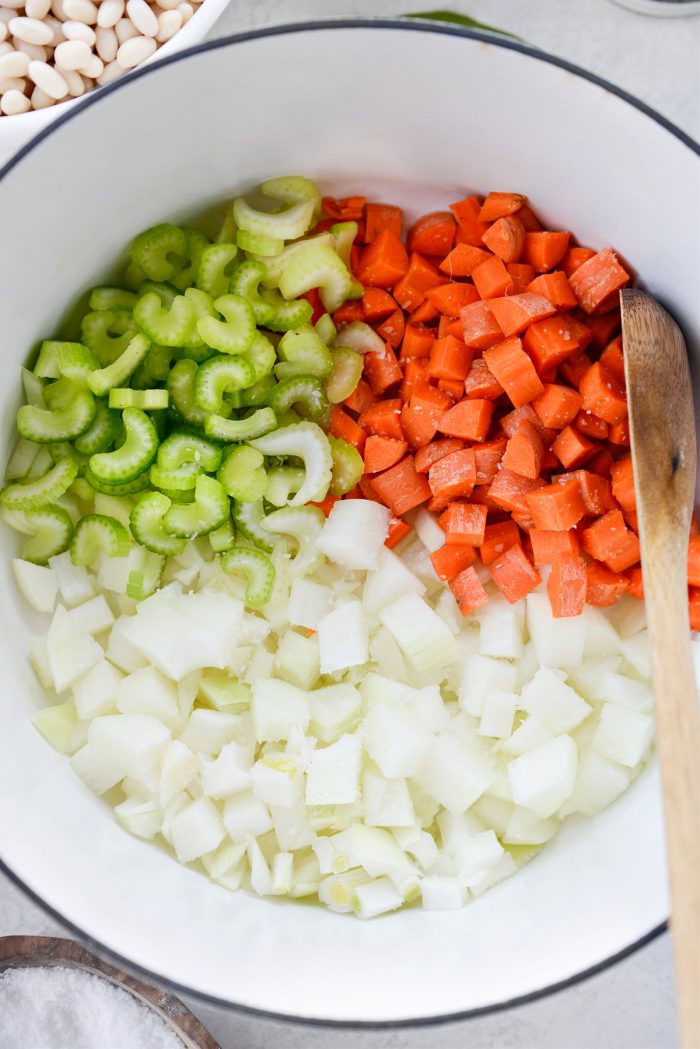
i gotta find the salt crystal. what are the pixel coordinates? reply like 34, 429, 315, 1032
0, 965, 184, 1049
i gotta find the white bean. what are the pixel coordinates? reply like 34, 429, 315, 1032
95, 25, 117, 61
0, 73, 24, 91
153, 0, 180, 9
0, 42, 10, 56
43, 16, 66, 44
114, 17, 137, 42
155, 8, 180, 41
96, 0, 124, 27
78, 51, 101, 76
25, 0, 52, 17
1, 0, 26, 10
62, 19, 94, 43
54, 37, 91, 68
1, 86, 31, 113
62, 65, 84, 94
116, 32, 154, 67
50, 0, 68, 20
96, 57, 123, 84
177, 3, 192, 24
0, 9, 14, 24
126, 0, 157, 37
0, 48, 29, 76
30, 83, 55, 106
13, 38, 48, 60
0, 21, 7, 42
9, 15, 55, 44
62, 0, 97, 24
27, 58, 68, 97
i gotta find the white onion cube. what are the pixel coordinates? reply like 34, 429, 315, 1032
223, 791, 272, 840
414, 732, 494, 813
379, 592, 460, 675
363, 547, 425, 615
477, 596, 524, 660
478, 690, 517, 739
317, 600, 369, 674
47, 605, 103, 693
309, 683, 362, 743
420, 876, 466, 910
363, 770, 415, 827
252, 678, 310, 742
287, 578, 333, 629
306, 734, 362, 805
459, 654, 517, 718
199, 742, 252, 799
71, 659, 124, 720
12, 559, 58, 613
116, 665, 181, 730
508, 735, 577, 818
363, 703, 432, 779
519, 667, 591, 734
593, 704, 654, 768
526, 592, 585, 668
169, 797, 225, 863
565, 747, 631, 816
317, 499, 390, 570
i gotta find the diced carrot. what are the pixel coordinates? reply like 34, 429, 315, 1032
439, 244, 492, 278
301, 288, 325, 325
523, 231, 571, 273
586, 561, 629, 606
401, 404, 438, 450
523, 316, 585, 373
427, 334, 473, 382
489, 543, 541, 603
376, 309, 405, 349
603, 530, 640, 572
471, 255, 513, 299
439, 378, 466, 400
551, 425, 597, 469
415, 438, 465, 473
608, 419, 630, 447
460, 300, 504, 350
517, 205, 543, 232
363, 435, 408, 474
401, 382, 452, 449
362, 288, 398, 323
359, 399, 404, 441
400, 323, 435, 361
333, 300, 364, 325
350, 244, 362, 273
449, 195, 490, 245
561, 245, 596, 277
385, 517, 412, 549
499, 404, 552, 441
502, 420, 544, 479
329, 406, 367, 452
599, 336, 626, 383
356, 230, 409, 288
689, 535, 700, 586
365, 203, 403, 242
478, 192, 526, 222
359, 476, 383, 503
392, 277, 426, 313
526, 271, 578, 311
426, 281, 479, 316
406, 253, 446, 293
400, 359, 428, 404
483, 336, 544, 408
408, 211, 456, 256
344, 378, 375, 414
370, 455, 432, 516
579, 362, 628, 424
627, 565, 644, 599
575, 411, 609, 440
441, 317, 465, 340
488, 470, 546, 515
428, 449, 477, 501
363, 342, 403, 394
482, 215, 526, 263
569, 247, 631, 314
559, 351, 592, 389
506, 262, 537, 293
473, 440, 505, 484
450, 565, 489, 615
439, 501, 488, 546
580, 509, 631, 561
411, 379, 452, 417
532, 383, 582, 429
623, 508, 639, 535
480, 520, 521, 564
529, 528, 580, 566
430, 543, 476, 582
553, 470, 615, 516
464, 358, 504, 401
439, 399, 494, 442
588, 448, 615, 477
588, 310, 621, 350
323, 195, 366, 221
526, 478, 587, 530
409, 299, 439, 325
540, 449, 561, 473
488, 293, 556, 338
565, 314, 594, 351
547, 551, 586, 617
310, 493, 338, 517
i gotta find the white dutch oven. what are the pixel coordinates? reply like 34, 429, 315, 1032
1, 20, 699, 1027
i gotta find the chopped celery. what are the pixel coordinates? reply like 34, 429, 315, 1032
258, 288, 313, 332
35, 340, 84, 380
330, 221, 358, 268
221, 546, 275, 607
196, 242, 239, 299
163, 474, 229, 538
328, 435, 364, 496
253, 232, 335, 288
87, 333, 151, 397
133, 292, 195, 348
167, 359, 216, 427
335, 321, 384, 354
83, 466, 151, 496
127, 549, 165, 600
197, 294, 256, 356
29, 447, 58, 479
236, 230, 284, 256
233, 192, 315, 241
131, 223, 187, 283
194, 355, 255, 412
241, 374, 275, 407
89, 286, 137, 312
172, 229, 210, 291
209, 518, 236, 553
274, 327, 333, 380
229, 261, 276, 325
56, 344, 100, 384
139, 280, 178, 308
204, 407, 277, 443
17, 389, 96, 444
315, 313, 336, 346
1, 457, 79, 510
180, 288, 217, 354
2, 503, 73, 564
81, 309, 137, 366
88, 407, 158, 485
71, 402, 120, 457
262, 504, 325, 574
22, 369, 46, 408
158, 432, 222, 473
279, 242, 354, 313
242, 332, 277, 384
218, 446, 267, 502
108, 388, 169, 410
326, 347, 363, 403
270, 375, 329, 422
261, 175, 322, 219
70, 513, 130, 567
150, 462, 200, 492
130, 492, 186, 556
265, 466, 305, 507
232, 498, 273, 552
4, 438, 40, 481
251, 421, 333, 506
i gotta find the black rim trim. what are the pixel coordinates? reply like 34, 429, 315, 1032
0, 15, 684, 1028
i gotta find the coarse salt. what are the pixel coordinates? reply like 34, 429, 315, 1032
0, 965, 185, 1049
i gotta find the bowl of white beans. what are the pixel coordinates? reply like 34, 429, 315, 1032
0, 0, 231, 165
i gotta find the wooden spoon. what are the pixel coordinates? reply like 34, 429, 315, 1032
620, 288, 700, 1049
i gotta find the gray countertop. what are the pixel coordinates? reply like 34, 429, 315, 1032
2, 1, 698, 1045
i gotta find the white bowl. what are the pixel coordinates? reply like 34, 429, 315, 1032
1, 19, 699, 1027
0, 0, 231, 169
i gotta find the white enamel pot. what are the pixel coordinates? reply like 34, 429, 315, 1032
1, 19, 699, 1027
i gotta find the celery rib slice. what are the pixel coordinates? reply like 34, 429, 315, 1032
89, 286, 137, 312
108, 388, 169, 411
328, 435, 364, 496
279, 242, 354, 314
275, 327, 333, 380
229, 260, 276, 325
130, 492, 186, 556
232, 499, 273, 552
3, 503, 73, 564
131, 224, 187, 283
87, 333, 151, 397
262, 504, 325, 574
83, 466, 150, 496
158, 432, 222, 473
89, 407, 158, 485
150, 462, 200, 492
17, 389, 96, 444
270, 375, 329, 422
250, 421, 332, 506
197, 294, 256, 356
194, 355, 255, 413
81, 310, 137, 366
162, 474, 229, 538
172, 229, 210, 292
70, 513, 131, 567
325, 347, 363, 404
1, 457, 79, 510
220, 546, 275, 608
217, 446, 267, 502
259, 288, 313, 332
204, 407, 277, 443
196, 242, 239, 299
233, 195, 315, 241
133, 292, 195, 349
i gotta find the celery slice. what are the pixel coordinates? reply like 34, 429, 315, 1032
34, 340, 83, 380
87, 333, 151, 397
133, 292, 195, 349
194, 355, 255, 412
130, 492, 186, 556
150, 462, 200, 492
233, 194, 315, 241
172, 229, 210, 292
315, 313, 337, 346
89, 286, 137, 312
330, 221, 358, 268
270, 375, 329, 423
127, 549, 164, 600
109, 388, 169, 410
5, 438, 40, 481
17, 389, 96, 444
261, 176, 321, 219
167, 359, 212, 427
250, 421, 332, 506
131, 224, 187, 283
230, 260, 276, 325
158, 432, 222, 473
279, 242, 354, 313
22, 369, 47, 408
70, 513, 131, 567
242, 332, 276, 385
275, 327, 333, 380
217, 446, 267, 502
162, 474, 229, 538
196, 242, 239, 299
265, 466, 305, 507
258, 288, 313, 332
240, 375, 275, 407
221, 546, 275, 607
2, 503, 73, 564
326, 347, 363, 404
232, 498, 273, 552
197, 294, 256, 356
81, 310, 137, 366
1, 457, 79, 510
204, 407, 277, 443
328, 435, 364, 496
236, 230, 284, 256
83, 466, 151, 497
89, 407, 158, 485
209, 518, 236, 553
262, 504, 325, 573
57, 344, 100, 384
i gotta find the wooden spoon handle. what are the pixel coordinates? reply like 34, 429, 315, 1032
643, 557, 700, 1048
